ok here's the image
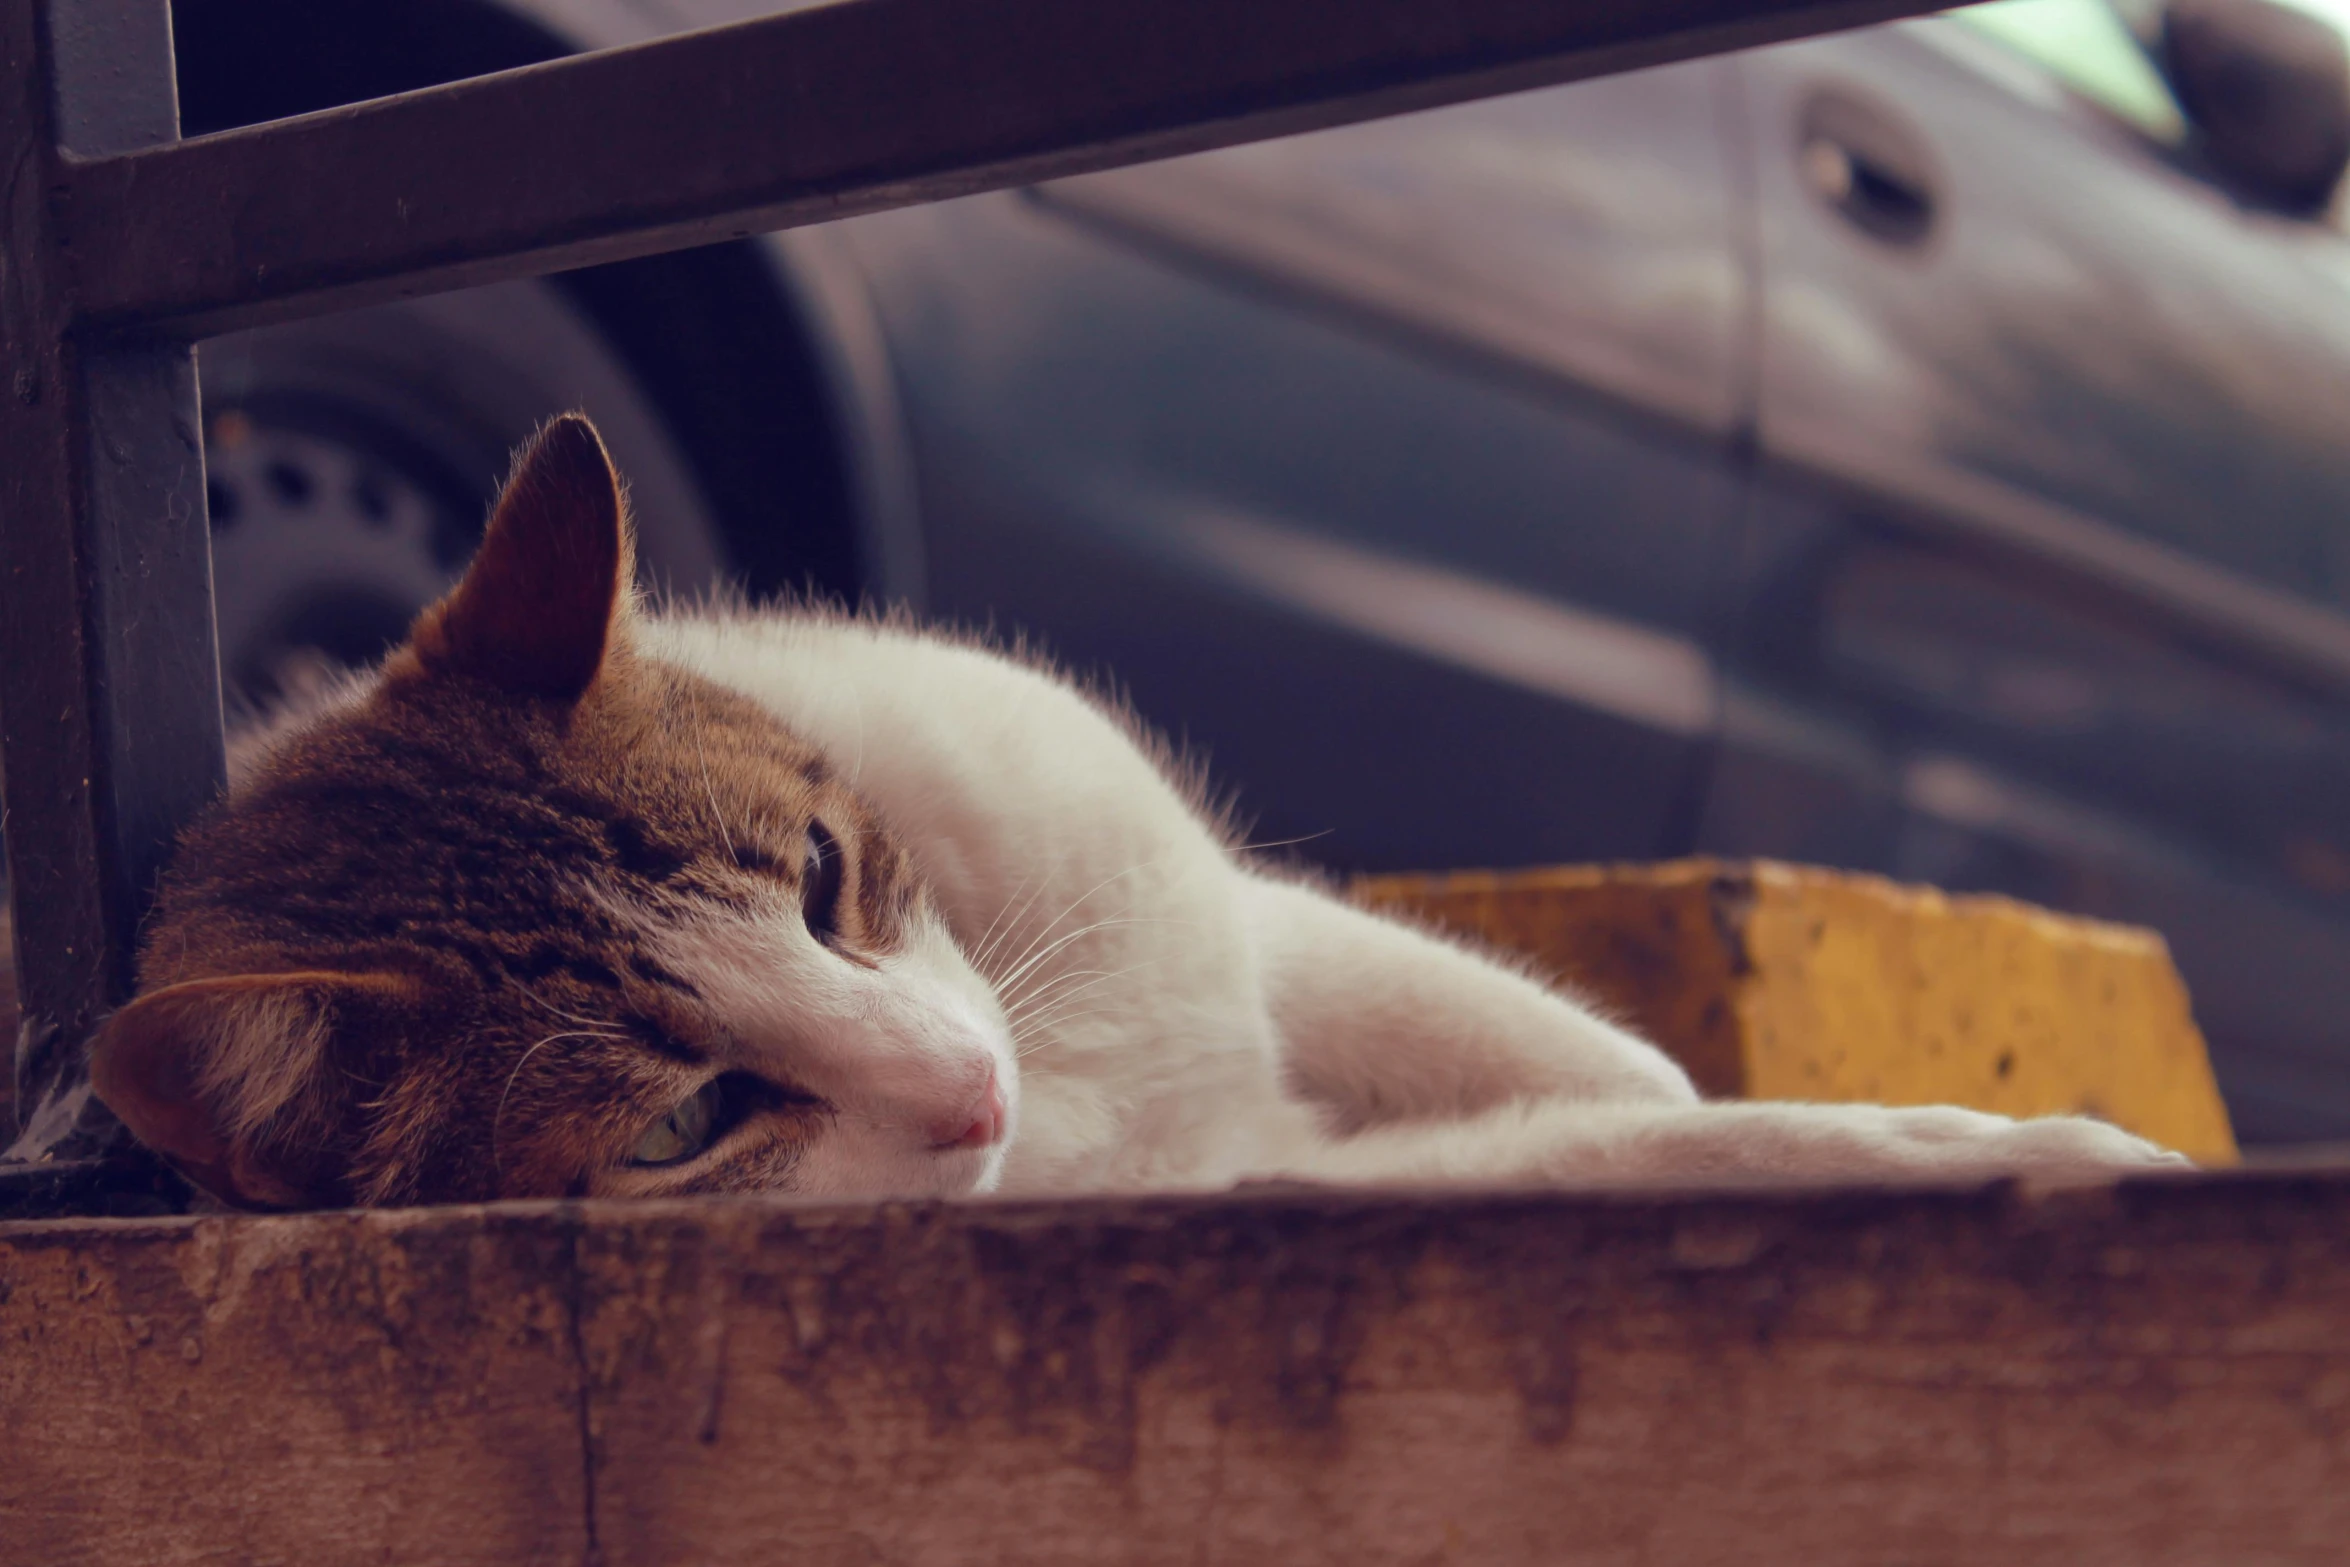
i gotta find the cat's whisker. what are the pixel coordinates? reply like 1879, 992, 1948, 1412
492, 1028, 624, 1180
965, 873, 1038, 977
511, 987, 614, 1031
687, 708, 739, 860
1014, 1013, 1112, 1056
1011, 982, 1145, 1042
991, 913, 1203, 1007
1012, 971, 1151, 1021
973, 869, 1076, 986
1001, 945, 1198, 1041
1012, 994, 1114, 1033
990, 917, 1171, 1007
1230, 827, 1336, 855
1002, 960, 1163, 1029
1012, 1004, 1116, 1047
1005, 984, 1119, 1036
978, 854, 1180, 987
1002, 966, 1121, 1016
983, 854, 1205, 989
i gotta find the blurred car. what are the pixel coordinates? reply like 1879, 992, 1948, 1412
162, 0, 2350, 1141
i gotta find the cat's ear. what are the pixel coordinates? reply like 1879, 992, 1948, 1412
409, 412, 635, 703
90, 971, 408, 1209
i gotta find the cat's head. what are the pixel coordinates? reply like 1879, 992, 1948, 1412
90, 414, 1017, 1210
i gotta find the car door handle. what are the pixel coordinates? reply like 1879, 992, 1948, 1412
1798, 87, 1940, 247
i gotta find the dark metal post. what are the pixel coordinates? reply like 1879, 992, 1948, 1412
1, 0, 222, 1189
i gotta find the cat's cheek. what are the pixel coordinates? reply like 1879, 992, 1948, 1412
789, 1116, 1003, 1200
966, 1140, 1012, 1195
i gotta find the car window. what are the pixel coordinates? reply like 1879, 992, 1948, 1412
1946, 0, 2188, 140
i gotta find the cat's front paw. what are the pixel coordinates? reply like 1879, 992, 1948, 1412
1881, 1105, 2191, 1181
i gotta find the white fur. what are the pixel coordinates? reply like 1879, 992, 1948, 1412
636, 608, 2190, 1195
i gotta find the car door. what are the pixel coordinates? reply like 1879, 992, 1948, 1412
837, 59, 1754, 872
1713, 2, 2350, 1140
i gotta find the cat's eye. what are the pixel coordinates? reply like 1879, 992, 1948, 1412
625, 1072, 814, 1169
803, 820, 845, 943
629, 1077, 727, 1166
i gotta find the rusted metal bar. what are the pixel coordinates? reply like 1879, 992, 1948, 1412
62, 0, 1939, 341
1, 0, 224, 1175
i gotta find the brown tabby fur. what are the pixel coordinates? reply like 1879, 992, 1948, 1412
96, 417, 920, 1209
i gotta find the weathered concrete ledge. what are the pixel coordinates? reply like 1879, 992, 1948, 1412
5, 1169, 2348, 1564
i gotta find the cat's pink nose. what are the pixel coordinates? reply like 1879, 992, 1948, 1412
929, 1077, 1006, 1151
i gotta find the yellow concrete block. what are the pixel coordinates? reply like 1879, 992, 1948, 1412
1354, 859, 2237, 1164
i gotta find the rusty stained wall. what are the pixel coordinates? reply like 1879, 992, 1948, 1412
5, 1175, 2350, 1564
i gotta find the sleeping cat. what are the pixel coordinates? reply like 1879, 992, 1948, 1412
91, 415, 2184, 1209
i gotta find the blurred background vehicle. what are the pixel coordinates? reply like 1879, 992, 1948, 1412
56, 0, 2350, 1139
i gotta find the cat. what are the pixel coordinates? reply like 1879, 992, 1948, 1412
89, 414, 2186, 1209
